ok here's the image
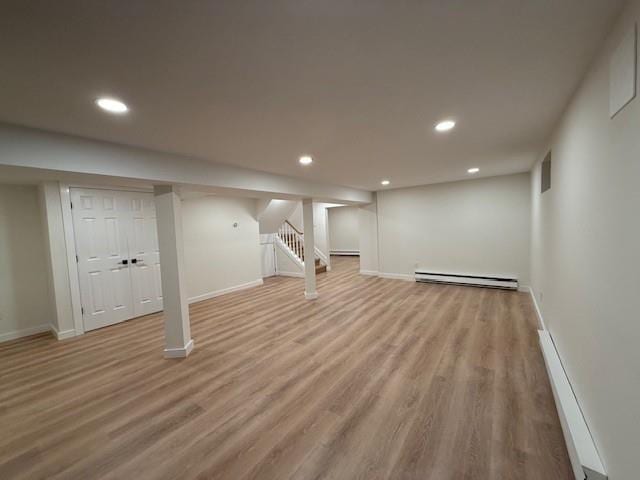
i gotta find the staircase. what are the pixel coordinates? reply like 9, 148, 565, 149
314, 257, 327, 274
277, 220, 327, 274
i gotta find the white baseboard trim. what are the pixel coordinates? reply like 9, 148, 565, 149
164, 339, 194, 359
188, 279, 264, 304
0, 324, 51, 343
524, 286, 547, 331
277, 271, 305, 278
50, 324, 76, 341
330, 250, 360, 256
304, 291, 318, 300
359, 269, 379, 276
538, 331, 606, 480
378, 272, 414, 282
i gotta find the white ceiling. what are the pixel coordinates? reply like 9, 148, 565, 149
0, 0, 624, 191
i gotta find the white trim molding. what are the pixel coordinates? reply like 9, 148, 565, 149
538, 331, 607, 480
277, 271, 305, 278
0, 324, 51, 343
359, 269, 379, 276
525, 286, 547, 331
304, 291, 318, 300
164, 339, 194, 359
378, 272, 414, 281
188, 279, 263, 304
59, 183, 85, 336
50, 325, 76, 340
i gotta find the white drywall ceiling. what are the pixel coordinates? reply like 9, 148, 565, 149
0, 0, 625, 190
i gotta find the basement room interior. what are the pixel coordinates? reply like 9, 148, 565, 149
0, 1, 638, 479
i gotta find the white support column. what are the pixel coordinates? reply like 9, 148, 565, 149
302, 198, 318, 300
154, 185, 193, 358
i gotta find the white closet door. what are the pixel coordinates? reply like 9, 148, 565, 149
128, 192, 163, 317
71, 188, 135, 331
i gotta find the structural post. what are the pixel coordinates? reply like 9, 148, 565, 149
302, 198, 318, 299
153, 185, 193, 358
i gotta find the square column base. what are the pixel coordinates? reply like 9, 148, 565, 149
304, 291, 318, 300
164, 339, 194, 359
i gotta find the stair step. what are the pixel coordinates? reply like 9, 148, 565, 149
315, 258, 320, 266
315, 264, 327, 274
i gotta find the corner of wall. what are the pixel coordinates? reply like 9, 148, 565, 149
38, 181, 76, 335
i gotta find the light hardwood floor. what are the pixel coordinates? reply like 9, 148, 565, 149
0, 256, 571, 479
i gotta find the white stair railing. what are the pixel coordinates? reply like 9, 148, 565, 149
277, 220, 305, 263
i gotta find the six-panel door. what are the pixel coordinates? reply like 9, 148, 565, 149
71, 188, 163, 331
128, 192, 163, 317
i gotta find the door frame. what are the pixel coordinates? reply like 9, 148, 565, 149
60, 183, 154, 336
259, 234, 277, 278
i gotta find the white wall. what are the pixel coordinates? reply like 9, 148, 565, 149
258, 199, 298, 234
313, 203, 331, 264
377, 173, 531, 283
275, 243, 304, 277
530, 3, 640, 478
0, 185, 51, 341
328, 206, 360, 253
288, 202, 303, 232
182, 195, 262, 302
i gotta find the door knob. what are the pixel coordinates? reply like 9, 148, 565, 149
131, 259, 137, 264
120, 259, 128, 265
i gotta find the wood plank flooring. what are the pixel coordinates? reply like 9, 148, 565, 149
0, 256, 572, 479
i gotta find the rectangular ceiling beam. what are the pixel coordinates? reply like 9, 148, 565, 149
0, 123, 372, 205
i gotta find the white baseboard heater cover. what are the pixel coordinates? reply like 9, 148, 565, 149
414, 270, 518, 290
330, 249, 360, 256
538, 330, 607, 480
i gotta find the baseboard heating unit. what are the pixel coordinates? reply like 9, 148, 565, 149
538, 330, 607, 480
414, 270, 518, 290
330, 249, 360, 256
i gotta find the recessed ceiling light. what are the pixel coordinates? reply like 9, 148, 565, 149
435, 120, 456, 132
467, 167, 480, 174
95, 97, 128, 114
381, 180, 390, 186
299, 155, 313, 165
